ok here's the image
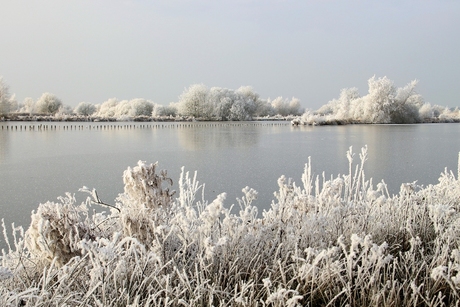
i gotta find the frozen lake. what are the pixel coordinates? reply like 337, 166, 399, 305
1, 121, 460, 231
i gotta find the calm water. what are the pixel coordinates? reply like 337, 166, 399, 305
1, 122, 459, 231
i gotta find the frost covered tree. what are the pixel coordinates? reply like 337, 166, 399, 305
357, 76, 424, 123
114, 100, 131, 118
56, 105, 74, 116
318, 87, 360, 121
35, 93, 63, 114
270, 97, 287, 116
152, 103, 178, 117
390, 79, 424, 123
229, 98, 249, 120
236, 86, 259, 105
0, 77, 11, 115
229, 94, 256, 120
0, 77, 13, 115
93, 98, 155, 119
6, 95, 18, 114
255, 101, 275, 117
174, 83, 302, 120
96, 98, 118, 118
299, 76, 429, 125
360, 76, 396, 123
418, 103, 434, 120
114, 99, 155, 118
271, 97, 303, 116
74, 102, 97, 116
129, 98, 155, 117
236, 86, 271, 117
18, 97, 36, 114
177, 84, 209, 118
177, 84, 262, 120
208, 87, 233, 120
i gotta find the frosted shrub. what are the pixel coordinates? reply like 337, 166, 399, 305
4, 147, 460, 306
229, 97, 255, 120
34, 92, 63, 115
74, 101, 97, 116
55, 104, 74, 118
294, 76, 460, 125
122, 160, 174, 210
270, 96, 303, 116
152, 103, 178, 117
93, 98, 156, 120
236, 85, 275, 117
129, 98, 155, 117
18, 97, 35, 114
118, 160, 175, 245
335, 87, 360, 120
177, 84, 274, 120
25, 193, 99, 266
0, 77, 15, 116
177, 84, 209, 118
96, 97, 118, 118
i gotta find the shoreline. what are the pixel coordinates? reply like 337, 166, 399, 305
0, 114, 295, 123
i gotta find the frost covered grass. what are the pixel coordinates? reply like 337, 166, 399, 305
2, 147, 460, 306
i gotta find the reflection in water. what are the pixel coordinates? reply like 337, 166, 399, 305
0, 130, 9, 163
291, 124, 460, 194
0, 122, 459, 236
337, 125, 437, 192
177, 123, 260, 150
360, 125, 420, 185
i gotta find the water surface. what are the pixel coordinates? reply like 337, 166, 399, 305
1, 122, 459, 231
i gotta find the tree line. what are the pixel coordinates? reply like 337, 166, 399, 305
295, 76, 460, 125
3, 75, 459, 123
0, 77, 303, 120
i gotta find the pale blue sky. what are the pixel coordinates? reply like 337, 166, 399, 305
1, 0, 459, 109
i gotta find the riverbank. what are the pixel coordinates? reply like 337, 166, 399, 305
0, 113, 297, 123
290, 116, 460, 126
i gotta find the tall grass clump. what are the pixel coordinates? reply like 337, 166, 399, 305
2, 148, 460, 306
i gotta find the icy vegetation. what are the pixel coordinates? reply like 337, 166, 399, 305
0, 77, 303, 121
2, 147, 460, 306
175, 84, 302, 120
293, 76, 460, 126
0, 77, 18, 116
3, 75, 460, 124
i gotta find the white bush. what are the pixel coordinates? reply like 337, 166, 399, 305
0, 77, 17, 115
74, 102, 97, 116
177, 84, 209, 118
177, 84, 285, 120
35, 93, 63, 114
18, 97, 35, 114
295, 76, 458, 125
94, 98, 155, 119
271, 96, 303, 116
96, 97, 118, 118
152, 103, 178, 117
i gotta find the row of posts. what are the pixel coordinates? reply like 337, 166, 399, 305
0, 121, 290, 131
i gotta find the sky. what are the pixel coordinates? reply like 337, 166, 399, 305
0, 0, 459, 110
